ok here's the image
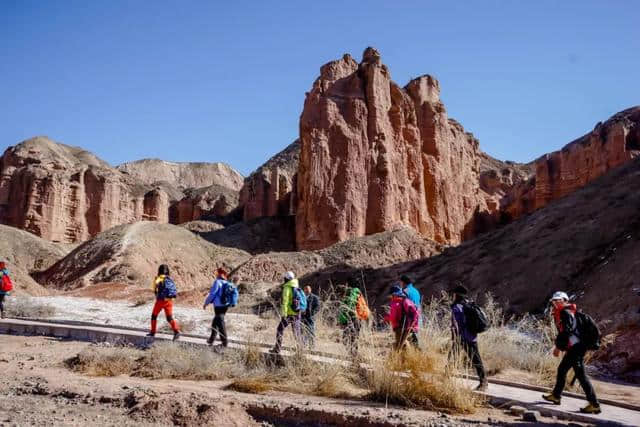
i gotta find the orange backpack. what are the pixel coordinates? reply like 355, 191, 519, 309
355, 294, 370, 321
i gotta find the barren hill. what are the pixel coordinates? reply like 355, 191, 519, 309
0, 224, 71, 295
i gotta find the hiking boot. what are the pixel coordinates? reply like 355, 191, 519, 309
206, 338, 214, 346
580, 403, 601, 414
146, 332, 155, 338
173, 331, 181, 341
475, 381, 488, 391
542, 394, 561, 405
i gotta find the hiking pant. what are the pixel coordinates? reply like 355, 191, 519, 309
452, 339, 486, 382
342, 317, 361, 356
274, 314, 301, 351
552, 344, 598, 405
302, 316, 315, 348
209, 306, 228, 346
150, 299, 179, 334
394, 328, 419, 351
0, 293, 5, 315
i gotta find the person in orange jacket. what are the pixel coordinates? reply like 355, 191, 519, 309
147, 264, 180, 341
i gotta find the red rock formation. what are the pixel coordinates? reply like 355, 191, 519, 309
534, 107, 640, 210
0, 137, 240, 243
239, 140, 299, 221
296, 48, 491, 250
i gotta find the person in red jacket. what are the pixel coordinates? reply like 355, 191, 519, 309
543, 292, 600, 414
384, 285, 420, 351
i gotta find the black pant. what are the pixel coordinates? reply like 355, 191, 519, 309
552, 344, 598, 405
342, 317, 361, 356
453, 339, 486, 382
208, 306, 228, 346
0, 293, 5, 314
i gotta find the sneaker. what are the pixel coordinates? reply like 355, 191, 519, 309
475, 381, 488, 391
206, 338, 214, 346
542, 394, 561, 405
580, 403, 601, 414
269, 347, 280, 354
146, 332, 155, 337
173, 331, 181, 341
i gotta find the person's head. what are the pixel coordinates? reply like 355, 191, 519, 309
347, 276, 361, 291
550, 291, 569, 309
216, 268, 228, 279
451, 284, 468, 299
400, 275, 412, 287
389, 284, 404, 299
157, 264, 170, 276
283, 271, 295, 283
303, 285, 312, 296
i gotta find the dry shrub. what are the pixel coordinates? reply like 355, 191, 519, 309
159, 319, 197, 334
5, 297, 56, 318
66, 345, 139, 376
227, 374, 275, 394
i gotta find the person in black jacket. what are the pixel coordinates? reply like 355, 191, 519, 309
542, 291, 600, 414
302, 285, 320, 348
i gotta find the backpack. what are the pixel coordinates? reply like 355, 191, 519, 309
292, 287, 307, 313
219, 280, 239, 307
575, 311, 601, 350
462, 301, 489, 334
158, 277, 177, 299
1, 274, 13, 292
355, 294, 370, 321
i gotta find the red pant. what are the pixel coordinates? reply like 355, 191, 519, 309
150, 299, 179, 334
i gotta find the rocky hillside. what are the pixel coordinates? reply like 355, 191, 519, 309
0, 224, 71, 295
117, 159, 244, 191
0, 137, 244, 243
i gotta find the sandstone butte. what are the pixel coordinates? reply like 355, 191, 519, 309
0, 137, 243, 243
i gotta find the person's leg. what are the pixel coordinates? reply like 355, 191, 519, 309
149, 300, 163, 335
0, 294, 5, 317
409, 331, 419, 349
274, 316, 289, 352
216, 306, 228, 346
208, 314, 218, 345
308, 317, 316, 347
467, 341, 486, 383
393, 328, 403, 351
292, 313, 302, 347
301, 318, 311, 347
552, 350, 574, 398
571, 347, 599, 405
164, 300, 179, 332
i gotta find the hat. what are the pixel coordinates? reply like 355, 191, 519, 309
400, 275, 412, 284
550, 291, 569, 302
451, 284, 468, 296
389, 285, 403, 296
284, 271, 295, 281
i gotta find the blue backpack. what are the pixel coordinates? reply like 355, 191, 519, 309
292, 287, 307, 312
220, 280, 239, 307
158, 277, 177, 299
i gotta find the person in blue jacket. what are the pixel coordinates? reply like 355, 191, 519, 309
203, 268, 231, 347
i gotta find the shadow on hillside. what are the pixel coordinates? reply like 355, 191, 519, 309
197, 216, 296, 254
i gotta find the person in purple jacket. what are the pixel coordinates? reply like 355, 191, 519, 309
450, 284, 487, 390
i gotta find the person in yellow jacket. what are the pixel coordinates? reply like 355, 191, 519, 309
270, 271, 302, 354
147, 264, 180, 341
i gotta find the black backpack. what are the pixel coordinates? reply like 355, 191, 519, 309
575, 311, 601, 350
462, 301, 490, 334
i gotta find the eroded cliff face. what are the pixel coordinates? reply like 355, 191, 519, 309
0, 137, 243, 243
239, 140, 299, 221
296, 48, 492, 250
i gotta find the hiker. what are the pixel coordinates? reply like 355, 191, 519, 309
400, 275, 422, 328
270, 271, 304, 354
203, 268, 237, 348
542, 292, 601, 414
0, 261, 13, 319
338, 278, 370, 357
384, 285, 420, 351
301, 285, 320, 348
450, 285, 487, 391
147, 264, 181, 341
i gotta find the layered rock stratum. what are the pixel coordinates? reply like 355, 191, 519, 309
0, 137, 244, 243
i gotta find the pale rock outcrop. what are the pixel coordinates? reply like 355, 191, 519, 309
296, 48, 490, 250
239, 140, 299, 221
117, 159, 244, 191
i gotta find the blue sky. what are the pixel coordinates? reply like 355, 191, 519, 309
1, 1, 638, 176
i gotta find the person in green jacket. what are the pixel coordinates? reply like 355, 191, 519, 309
270, 271, 302, 354
338, 277, 368, 356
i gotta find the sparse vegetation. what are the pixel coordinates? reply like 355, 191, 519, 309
5, 297, 57, 318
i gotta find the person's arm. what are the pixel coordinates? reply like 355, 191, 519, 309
203, 280, 219, 308
311, 295, 320, 317
150, 277, 159, 295
451, 304, 464, 339
555, 309, 575, 350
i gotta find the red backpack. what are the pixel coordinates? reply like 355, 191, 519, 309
1, 274, 13, 292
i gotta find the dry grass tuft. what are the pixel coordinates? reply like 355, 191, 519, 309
226, 375, 275, 394
65, 345, 139, 377
5, 297, 56, 318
